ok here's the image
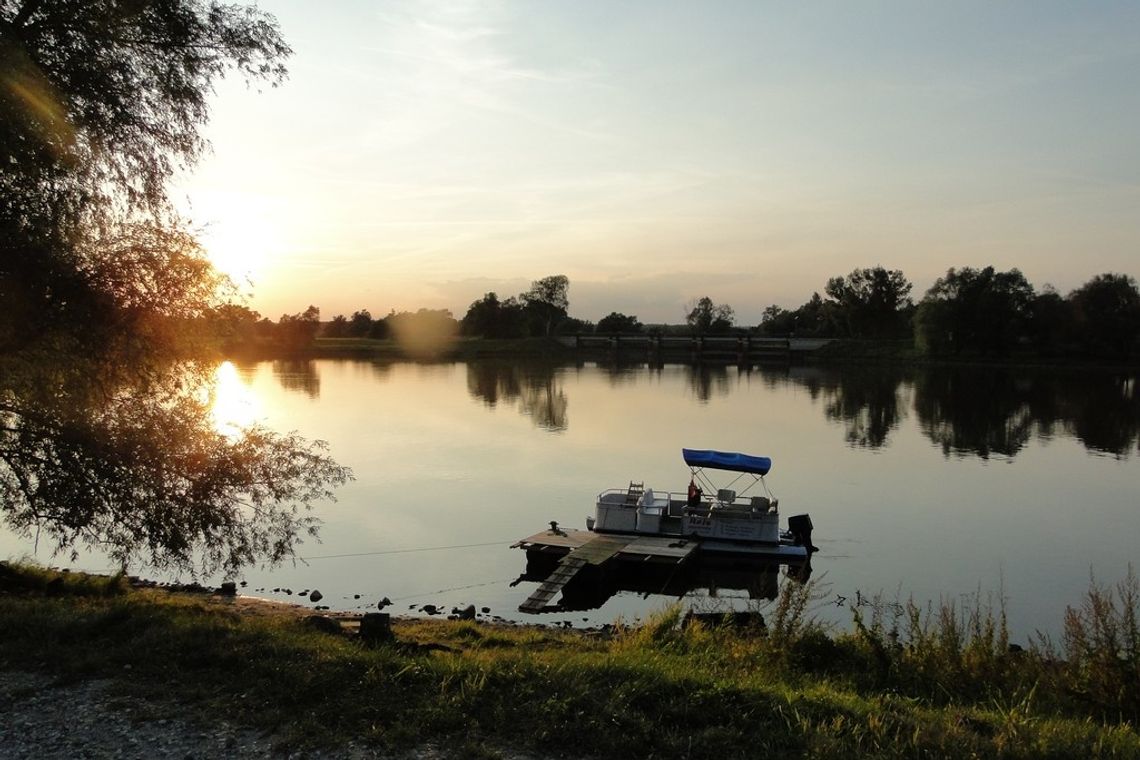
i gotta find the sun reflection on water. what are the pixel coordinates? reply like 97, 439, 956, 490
210, 361, 261, 436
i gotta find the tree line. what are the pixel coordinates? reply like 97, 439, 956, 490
236, 266, 1139, 360
759, 266, 1140, 358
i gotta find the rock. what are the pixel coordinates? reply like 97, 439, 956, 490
458, 604, 476, 621
421, 604, 438, 615
217, 581, 237, 597
481, 607, 490, 614
353, 594, 360, 599
309, 589, 323, 603
377, 597, 392, 610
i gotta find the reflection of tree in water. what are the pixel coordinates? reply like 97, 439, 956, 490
466, 361, 523, 407
1056, 374, 1140, 457
519, 380, 568, 432
597, 358, 654, 387
819, 368, 910, 449
465, 362, 567, 431
686, 365, 731, 403
914, 369, 1049, 459
1, 361, 349, 574
272, 360, 320, 399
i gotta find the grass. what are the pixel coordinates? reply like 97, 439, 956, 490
1, 562, 1138, 758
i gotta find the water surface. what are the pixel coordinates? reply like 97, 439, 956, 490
6, 358, 1138, 638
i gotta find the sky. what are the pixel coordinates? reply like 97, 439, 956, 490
176, 0, 1140, 325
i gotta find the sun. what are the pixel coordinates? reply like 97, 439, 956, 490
200, 214, 277, 285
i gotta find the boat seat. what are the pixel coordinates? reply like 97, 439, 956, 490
716, 488, 736, 505
750, 496, 771, 513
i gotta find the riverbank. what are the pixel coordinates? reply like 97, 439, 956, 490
222, 335, 1139, 370
1, 563, 1137, 758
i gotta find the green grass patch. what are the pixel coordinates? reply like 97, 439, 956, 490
0, 562, 1138, 758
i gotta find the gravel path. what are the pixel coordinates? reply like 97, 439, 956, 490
0, 670, 546, 759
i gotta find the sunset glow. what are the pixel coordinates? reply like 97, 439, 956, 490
179, 2, 1140, 324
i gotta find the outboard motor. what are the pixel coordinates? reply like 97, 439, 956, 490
788, 514, 817, 552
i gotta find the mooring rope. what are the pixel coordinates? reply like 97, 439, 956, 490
300, 539, 513, 561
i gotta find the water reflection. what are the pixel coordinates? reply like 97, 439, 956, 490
272, 360, 320, 398
813, 368, 910, 449
686, 365, 731, 403
1057, 374, 1140, 458
254, 359, 1140, 459
210, 361, 261, 436
516, 548, 809, 613
465, 361, 568, 431
914, 369, 1038, 458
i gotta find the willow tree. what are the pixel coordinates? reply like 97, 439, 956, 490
0, 1, 350, 576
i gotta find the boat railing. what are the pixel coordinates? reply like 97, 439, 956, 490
598, 489, 775, 519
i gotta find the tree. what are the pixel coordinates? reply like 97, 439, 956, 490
914, 267, 1035, 355
596, 312, 643, 334
686, 297, 735, 334
1027, 286, 1072, 355
1068, 273, 1140, 357
324, 314, 350, 338
348, 309, 373, 338
276, 305, 321, 351
758, 305, 796, 336
522, 275, 569, 336
0, 2, 350, 576
824, 266, 913, 337
461, 292, 525, 339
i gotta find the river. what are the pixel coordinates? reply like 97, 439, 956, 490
6, 358, 1138, 639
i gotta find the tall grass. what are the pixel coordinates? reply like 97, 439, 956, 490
1, 562, 1138, 758
1052, 566, 1140, 721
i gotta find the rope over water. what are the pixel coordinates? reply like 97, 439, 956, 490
300, 539, 513, 561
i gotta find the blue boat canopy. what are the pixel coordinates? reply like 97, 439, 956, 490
682, 448, 772, 476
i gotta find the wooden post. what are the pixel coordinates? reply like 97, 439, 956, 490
360, 612, 393, 643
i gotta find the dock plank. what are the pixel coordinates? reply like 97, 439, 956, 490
513, 528, 594, 552
567, 534, 631, 565
617, 536, 697, 563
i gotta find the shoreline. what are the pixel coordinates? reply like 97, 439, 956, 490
217, 336, 1140, 371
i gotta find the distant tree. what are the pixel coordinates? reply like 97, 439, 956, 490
522, 275, 570, 336
369, 316, 391, 340
758, 305, 796, 336
348, 309, 373, 338
208, 303, 263, 347
915, 267, 1035, 355
824, 266, 913, 337
1068, 273, 1140, 357
596, 312, 643, 334
461, 292, 527, 338
557, 317, 593, 335
1027, 286, 1072, 355
324, 314, 349, 337
686, 297, 735, 334
276, 305, 321, 351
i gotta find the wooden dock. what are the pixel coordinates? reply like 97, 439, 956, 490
514, 529, 699, 612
